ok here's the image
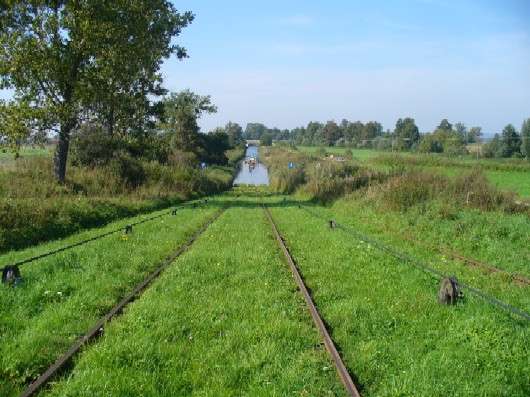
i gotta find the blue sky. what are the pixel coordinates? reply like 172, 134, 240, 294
164, 0, 530, 135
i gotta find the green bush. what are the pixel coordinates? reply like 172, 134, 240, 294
70, 124, 124, 168
108, 151, 146, 188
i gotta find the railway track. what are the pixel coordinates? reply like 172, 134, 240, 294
19, 198, 361, 397
20, 207, 226, 397
3, 191, 527, 396
401, 235, 530, 285
263, 202, 361, 397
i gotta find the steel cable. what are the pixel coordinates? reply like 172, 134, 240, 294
1, 201, 203, 273
297, 204, 530, 322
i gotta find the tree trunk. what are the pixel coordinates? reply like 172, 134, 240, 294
107, 105, 114, 136
53, 130, 70, 184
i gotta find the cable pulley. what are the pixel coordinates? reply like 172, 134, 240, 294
2, 265, 22, 286
437, 277, 461, 305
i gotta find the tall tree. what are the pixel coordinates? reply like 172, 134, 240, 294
394, 117, 420, 150
466, 126, 483, 144
323, 120, 340, 146
160, 90, 217, 153
344, 121, 364, 146
361, 121, 383, 143
436, 119, 453, 132
500, 124, 520, 158
244, 123, 267, 140
224, 121, 244, 148
0, 1, 193, 183
454, 122, 467, 144
520, 118, 530, 160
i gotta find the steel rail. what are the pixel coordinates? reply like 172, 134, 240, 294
20, 207, 226, 397
298, 204, 530, 322
401, 235, 530, 285
262, 203, 361, 397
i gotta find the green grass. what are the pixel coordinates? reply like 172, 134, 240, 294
0, 202, 220, 396
296, 146, 381, 160
486, 170, 530, 198
42, 190, 347, 396
294, 147, 530, 198
403, 166, 530, 199
0, 147, 54, 158
2, 186, 528, 396
268, 198, 529, 396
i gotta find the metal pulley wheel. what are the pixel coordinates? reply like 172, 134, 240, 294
438, 276, 461, 305
2, 265, 21, 285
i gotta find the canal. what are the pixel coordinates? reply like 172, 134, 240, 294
233, 146, 270, 186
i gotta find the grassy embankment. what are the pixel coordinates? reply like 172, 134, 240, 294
0, 147, 244, 253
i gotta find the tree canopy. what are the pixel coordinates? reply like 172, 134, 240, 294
0, 1, 193, 182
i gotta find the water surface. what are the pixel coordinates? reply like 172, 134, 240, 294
233, 146, 269, 186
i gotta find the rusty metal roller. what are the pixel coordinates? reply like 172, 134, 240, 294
438, 276, 461, 305
2, 265, 21, 285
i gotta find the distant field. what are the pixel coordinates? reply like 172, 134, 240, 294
0, 147, 53, 158
296, 146, 381, 160
295, 146, 530, 198
486, 171, 530, 198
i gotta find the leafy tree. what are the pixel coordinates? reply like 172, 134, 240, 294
159, 90, 217, 153
224, 121, 244, 148
394, 117, 419, 150
0, 1, 193, 183
500, 124, 520, 157
483, 133, 502, 158
419, 133, 443, 153
323, 120, 340, 146
454, 122, 467, 144
260, 132, 273, 146
244, 123, 267, 140
305, 121, 322, 146
466, 126, 483, 144
421, 119, 465, 155
344, 121, 364, 146
436, 119, 453, 132
520, 118, 530, 160
293, 126, 306, 145
197, 130, 230, 165
360, 121, 383, 146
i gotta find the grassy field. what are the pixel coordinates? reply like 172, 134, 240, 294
293, 146, 530, 198
296, 146, 381, 160
0, 188, 528, 395
36, 190, 347, 396
0, 202, 220, 396
0, 147, 54, 158
268, 196, 529, 396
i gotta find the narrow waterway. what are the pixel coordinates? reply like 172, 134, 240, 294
233, 146, 270, 186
